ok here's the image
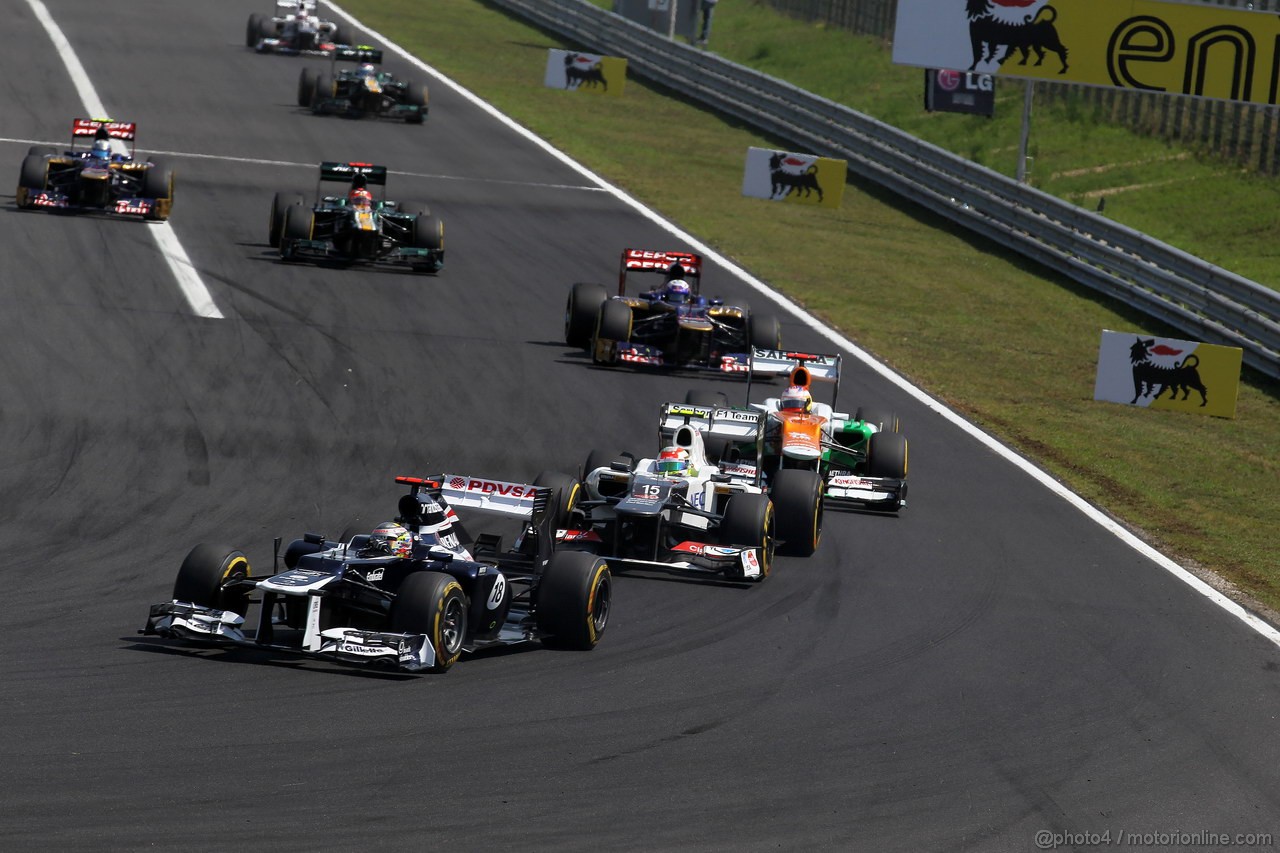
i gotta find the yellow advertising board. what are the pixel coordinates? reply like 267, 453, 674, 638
741, 148, 846, 208
893, 0, 1280, 107
1093, 330, 1242, 418
544, 49, 626, 97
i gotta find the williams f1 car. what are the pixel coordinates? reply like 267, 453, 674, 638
297, 46, 428, 123
564, 248, 782, 373
270, 161, 444, 272
142, 474, 612, 673
247, 1, 346, 53
16, 119, 174, 220
694, 350, 909, 511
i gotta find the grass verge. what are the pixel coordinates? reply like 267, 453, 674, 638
339, 0, 1280, 614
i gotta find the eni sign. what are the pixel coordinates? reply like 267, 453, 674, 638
893, 0, 1280, 107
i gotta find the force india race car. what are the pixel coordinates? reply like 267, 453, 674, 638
16, 119, 174, 220
270, 161, 444, 273
247, 1, 347, 54
564, 248, 782, 373
696, 349, 909, 511
297, 46, 428, 123
142, 474, 612, 674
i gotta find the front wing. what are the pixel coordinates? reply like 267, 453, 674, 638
823, 472, 907, 509
18, 187, 166, 218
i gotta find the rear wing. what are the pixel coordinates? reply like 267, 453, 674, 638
746, 348, 842, 409
435, 475, 543, 518
619, 248, 702, 296
658, 403, 765, 483
331, 45, 383, 64
72, 118, 135, 143
318, 161, 387, 191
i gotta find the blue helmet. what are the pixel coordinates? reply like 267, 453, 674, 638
664, 279, 692, 304
90, 139, 111, 162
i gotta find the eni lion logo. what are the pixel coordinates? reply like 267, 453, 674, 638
965, 0, 1069, 74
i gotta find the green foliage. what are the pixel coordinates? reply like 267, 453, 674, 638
339, 0, 1280, 613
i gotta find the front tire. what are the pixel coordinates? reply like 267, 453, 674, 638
866, 431, 908, 480
172, 544, 252, 617
591, 299, 632, 365
297, 67, 317, 107
749, 313, 781, 350
565, 282, 608, 348
390, 571, 467, 672
142, 160, 175, 221
772, 468, 823, 556
246, 13, 264, 47
536, 551, 611, 649
269, 191, 303, 248
280, 203, 313, 258
718, 493, 775, 580
17, 154, 47, 208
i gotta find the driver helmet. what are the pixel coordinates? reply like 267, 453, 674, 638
663, 279, 692, 304
655, 446, 691, 477
391, 531, 415, 559
349, 187, 373, 210
90, 138, 111, 162
359, 63, 377, 77
369, 521, 408, 553
780, 385, 813, 413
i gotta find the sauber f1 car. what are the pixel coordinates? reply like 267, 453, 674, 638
248, 1, 347, 54
564, 248, 782, 373
297, 46, 428, 123
270, 161, 444, 272
16, 119, 174, 220
142, 474, 612, 674
723, 349, 909, 511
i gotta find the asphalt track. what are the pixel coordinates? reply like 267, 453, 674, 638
2, 2, 1278, 851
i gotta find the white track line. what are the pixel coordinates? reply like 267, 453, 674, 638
325, 1, 1280, 648
26, 0, 223, 319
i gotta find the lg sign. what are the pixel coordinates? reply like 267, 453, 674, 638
925, 68, 995, 116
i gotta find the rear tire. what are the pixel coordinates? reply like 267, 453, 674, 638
536, 551, 611, 649
684, 390, 729, 407
390, 571, 467, 673
565, 282, 608, 348
866, 431, 908, 480
584, 448, 628, 476
172, 544, 252, 617
772, 468, 823, 556
718, 493, 775, 580
297, 67, 317, 107
142, 160, 174, 221
749, 313, 782, 350
855, 407, 900, 434
591, 300, 632, 364
269, 191, 303, 248
533, 471, 582, 529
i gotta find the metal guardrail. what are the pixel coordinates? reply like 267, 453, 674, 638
491, 0, 1280, 380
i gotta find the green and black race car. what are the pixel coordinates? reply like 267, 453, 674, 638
296, 46, 427, 123
269, 161, 444, 273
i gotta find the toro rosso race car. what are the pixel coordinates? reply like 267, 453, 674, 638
564, 248, 782, 373
142, 474, 612, 673
270, 161, 444, 272
297, 46, 428, 123
539, 404, 812, 582
247, 1, 347, 54
696, 350, 909, 511
16, 119, 174, 220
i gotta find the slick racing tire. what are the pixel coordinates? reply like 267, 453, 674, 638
391, 571, 467, 673
17, 154, 47, 208
269, 192, 304, 248
246, 13, 264, 47
536, 551, 611, 650
533, 471, 582, 529
328, 24, 346, 45
565, 282, 608, 349
749, 312, 782, 350
718, 493, 775, 581
297, 67, 317, 107
772, 468, 823, 557
591, 299, 632, 365
311, 72, 333, 109
26, 145, 56, 157
854, 407, 901, 434
142, 160, 175, 221
412, 213, 443, 251
172, 544, 252, 617
583, 448, 631, 477
402, 79, 428, 124
684, 389, 729, 407
866, 431, 908, 481
280, 204, 313, 258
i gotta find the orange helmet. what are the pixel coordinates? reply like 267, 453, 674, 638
655, 446, 691, 476
349, 188, 372, 210
780, 385, 812, 413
